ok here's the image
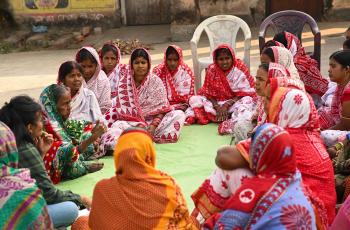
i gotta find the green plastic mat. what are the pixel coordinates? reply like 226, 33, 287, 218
56, 124, 231, 209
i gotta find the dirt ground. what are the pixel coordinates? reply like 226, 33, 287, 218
0, 21, 349, 105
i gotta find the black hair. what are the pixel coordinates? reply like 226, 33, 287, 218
165, 46, 179, 59
58, 61, 84, 83
76, 48, 97, 64
130, 48, 150, 68
347, 27, 350, 32
329, 50, 350, 68
215, 48, 232, 60
51, 84, 70, 104
343, 39, 350, 50
0, 96, 42, 146
101, 44, 119, 59
262, 40, 279, 51
259, 62, 270, 72
273, 32, 288, 48
262, 47, 275, 62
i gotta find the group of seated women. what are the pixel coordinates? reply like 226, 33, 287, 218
1, 27, 350, 229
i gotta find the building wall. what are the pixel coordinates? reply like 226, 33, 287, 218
11, 0, 119, 23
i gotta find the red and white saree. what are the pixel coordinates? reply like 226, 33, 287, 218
319, 81, 350, 146
188, 44, 256, 134
100, 48, 185, 151
152, 45, 195, 110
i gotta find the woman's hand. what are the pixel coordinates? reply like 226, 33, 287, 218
80, 195, 92, 210
215, 106, 229, 122
91, 120, 107, 140
35, 132, 54, 158
147, 125, 156, 136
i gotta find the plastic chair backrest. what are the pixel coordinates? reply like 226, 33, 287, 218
259, 10, 321, 69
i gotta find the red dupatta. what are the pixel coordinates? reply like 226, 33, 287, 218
198, 44, 255, 101
283, 31, 328, 96
153, 45, 195, 105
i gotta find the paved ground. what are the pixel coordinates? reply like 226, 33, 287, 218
0, 21, 349, 105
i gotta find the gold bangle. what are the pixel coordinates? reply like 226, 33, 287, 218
335, 142, 344, 151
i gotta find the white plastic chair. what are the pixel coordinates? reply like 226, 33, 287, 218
190, 15, 251, 90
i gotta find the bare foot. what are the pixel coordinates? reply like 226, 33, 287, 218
87, 162, 104, 173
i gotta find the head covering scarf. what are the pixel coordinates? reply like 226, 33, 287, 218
204, 123, 315, 229
99, 43, 128, 99
268, 87, 319, 131
88, 128, 198, 229
269, 46, 300, 79
198, 44, 255, 101
76, 46, 111, 113
152, 45, 195, 106
0, 122, 53, 230
280, 31, 328, 96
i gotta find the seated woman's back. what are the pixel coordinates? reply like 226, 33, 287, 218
205, 124, 316, 230
89, 128, 198, 229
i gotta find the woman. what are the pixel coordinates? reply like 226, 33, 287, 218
58, 61, 103, 122
153, 45, 195, 112
203, 123, 316, 229
214, 87, 336, 226
76, 46, 111, 113
225, 62, 304, 142
319, 50, 350, 147
0, 96, 93, 228
99, 42, 127, 98
40, 84, 105, 183
260, 46, 300, 79
273, 31, 329, 98
72, 128, 199, 230
102, 48, 185, 150
263, 87, 335, 224
186, 44, 256, 134
0, 121, 54, 230
254, 62, 304, 128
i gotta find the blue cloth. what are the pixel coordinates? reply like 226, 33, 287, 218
47, 201, 79, 228
210, 172, 316, 230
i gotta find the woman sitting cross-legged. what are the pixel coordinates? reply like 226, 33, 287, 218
72, 127, 199, 230
185, 44, 256, 135
197, 124, 316, 229
102, 48, 186, 150
39, 85, 106, 183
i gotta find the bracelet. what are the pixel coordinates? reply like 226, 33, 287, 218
335, 142, 344, 151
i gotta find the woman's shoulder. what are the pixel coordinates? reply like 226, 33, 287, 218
82, 88, 95, 97
18, 141, 39, 154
